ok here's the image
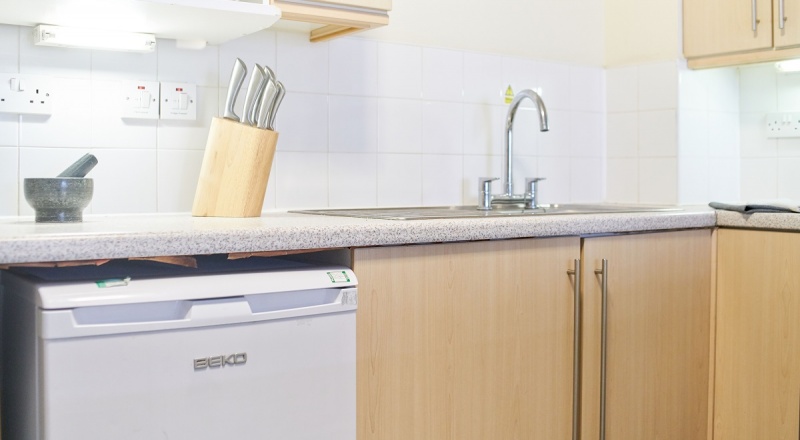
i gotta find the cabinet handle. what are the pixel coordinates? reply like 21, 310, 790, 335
752, 0, 759, 32
780, 0, 786, 30
567, 260, 581, 440
595, 259, 609, 440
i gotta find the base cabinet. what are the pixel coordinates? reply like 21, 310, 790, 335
581, 230, 712, 440
353, 229, 713, 440
714, 229, 800, 439
353, 238, 580, 439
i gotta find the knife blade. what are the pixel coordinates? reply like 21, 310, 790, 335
223, 58, 247, 122
256, 77, 279, 129
267, 81, 285, 131
240, 64, 267, 126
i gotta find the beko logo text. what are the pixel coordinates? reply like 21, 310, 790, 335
194, 353, 248, 370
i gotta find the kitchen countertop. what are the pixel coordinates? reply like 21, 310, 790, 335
714, 209, 800, 231
0, 207, 717, 265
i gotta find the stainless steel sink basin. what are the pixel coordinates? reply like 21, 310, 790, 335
293, 204, 682, 220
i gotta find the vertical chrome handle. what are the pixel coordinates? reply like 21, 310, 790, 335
567, 259, 581, 440
780, 0, 786, 30
595, 259, 609, 440
752, 0, 759, 32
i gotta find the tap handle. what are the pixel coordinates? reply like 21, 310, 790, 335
478, 177, 498, 211
525, 177, 546, 209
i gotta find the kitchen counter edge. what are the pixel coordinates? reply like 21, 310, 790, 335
0, 209, 719, 265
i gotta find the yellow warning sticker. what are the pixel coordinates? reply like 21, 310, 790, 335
504, 85, 514, 104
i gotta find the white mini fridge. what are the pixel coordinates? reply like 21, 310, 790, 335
1, 256, 358, 440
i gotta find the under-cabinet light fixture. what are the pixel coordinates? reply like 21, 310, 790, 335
776, 59, 800, 73
33, 25, 156, 53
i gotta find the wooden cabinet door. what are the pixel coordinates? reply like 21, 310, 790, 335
714, 229, 800, 439
353, 237, 580, 440
775, 0, 800, 48
684, 0, 773, 58
581, 230, 712, 440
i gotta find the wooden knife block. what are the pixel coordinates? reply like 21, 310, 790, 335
192, 117, 278, 217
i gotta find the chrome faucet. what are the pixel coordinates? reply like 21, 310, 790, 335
478, 89, 549, 210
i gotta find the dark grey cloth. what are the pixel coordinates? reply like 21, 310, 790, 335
709, 201, 800, 213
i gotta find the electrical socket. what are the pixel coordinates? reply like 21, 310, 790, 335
766, 112, 800, 138
0, 75, 53, 116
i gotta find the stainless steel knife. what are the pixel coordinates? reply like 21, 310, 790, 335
267, 81, 285, 131
223, 58, 247, 122
256, 77, 279, 129
240, 64, 267, 126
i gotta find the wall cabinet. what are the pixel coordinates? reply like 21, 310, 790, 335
353, 229, 712, 440
270, 0, 391, 42
714, 229, 800, 439
684, 0, 800, 68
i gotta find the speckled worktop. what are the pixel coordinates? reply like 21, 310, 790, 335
714, 210, 800, 231
0, 207, 721, 265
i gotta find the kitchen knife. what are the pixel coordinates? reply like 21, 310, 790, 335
256, 77, 279, 129
263, 65, 276, 83
240, 64, 267, 126
267, 81, 286, 131
223, 58, 247, 122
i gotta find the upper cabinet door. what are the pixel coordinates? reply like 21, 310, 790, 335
683, 0, 773, 58
774, 0, 800, 48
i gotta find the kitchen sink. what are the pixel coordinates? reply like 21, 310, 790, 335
293, 204, 682, 220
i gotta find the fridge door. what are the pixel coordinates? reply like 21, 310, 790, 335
39, 302, 355, 439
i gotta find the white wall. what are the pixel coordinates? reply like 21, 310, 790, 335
604, 0, 681, 67
738, 64, 800, 202
605, 59, 741, 205
363, 0, 607, 66
0, 24, 606, 216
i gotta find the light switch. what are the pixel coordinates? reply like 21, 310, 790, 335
10, 78, 22, 92
140, 91, 151, 109
160, 82, 196, 121
121, 80, 159, 120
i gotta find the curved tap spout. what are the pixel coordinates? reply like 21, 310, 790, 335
503, 89, 548, 197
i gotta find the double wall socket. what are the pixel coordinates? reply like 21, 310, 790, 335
766, 112, 800, 138
0, 75, 53, 116
120, 81, 196, 120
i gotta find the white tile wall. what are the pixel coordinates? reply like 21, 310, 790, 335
0, 24, 605, 216
377, 42, 422, 99
606, 60, 741, 205
329, 38, 378, 97
735, 63, 800, 202
377, 153, 422, 206
606, 62, 681, 204
0, 147, 18, 216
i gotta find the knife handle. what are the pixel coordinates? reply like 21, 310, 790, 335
241, 65, 267, 126
267, 81, 286, 131
256, 79, 279, 129
223, 58, 246, 122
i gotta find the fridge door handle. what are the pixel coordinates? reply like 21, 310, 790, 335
41, 288, 358, 339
